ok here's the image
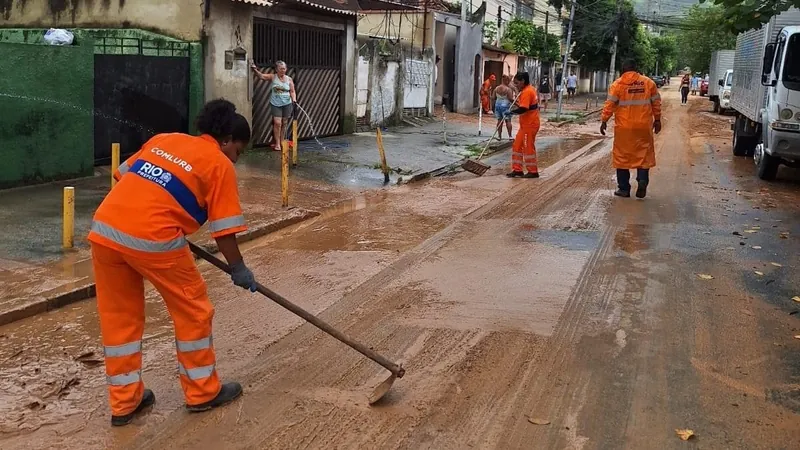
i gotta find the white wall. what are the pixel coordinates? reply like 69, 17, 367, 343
356, 56, 370, 118
403, 58, 430, 109
370, 61, 399, 125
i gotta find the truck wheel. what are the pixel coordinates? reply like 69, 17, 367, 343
732, 116, 756, 157
713, 100, 720, 113
755, 144, 780, 180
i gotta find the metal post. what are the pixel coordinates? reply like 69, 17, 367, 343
63, 187, 75, 249
609, 0, 620, 85
556, 1, 576, 120
292, 120, 298, 167
376, 128, 390, 184
281, 141, 289, 207
111, 143, 120, 188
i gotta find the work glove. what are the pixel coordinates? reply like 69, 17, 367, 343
653, 119, 662, 135
600, 121, 608, 136
230, 260, 257, 292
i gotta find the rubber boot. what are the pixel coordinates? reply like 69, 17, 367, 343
523, 172, 540, 178
111, 389, 155, 427
614, 189, 630, 198
186, 382, 243, 413
636, 181, 648, 199
506, 171, 523, 178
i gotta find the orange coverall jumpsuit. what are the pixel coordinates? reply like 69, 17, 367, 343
480, 75, 496, 113
88, 133, 247, 416
512, 84, 541, 174
601, 71, 662, 169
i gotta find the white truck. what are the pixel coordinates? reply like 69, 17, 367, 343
730, 9, 800, 180
708, 50, 734, 113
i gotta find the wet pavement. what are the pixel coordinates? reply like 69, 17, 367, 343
2, 85, 800, 449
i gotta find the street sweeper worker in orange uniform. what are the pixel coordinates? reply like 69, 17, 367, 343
88, 99, 258, 426
600, 59, 662, 198
480, 74, 496, 114
505, 71, 540, 178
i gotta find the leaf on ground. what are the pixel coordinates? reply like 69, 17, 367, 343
771, 262, 782, 267
675, 429, 695, 441
528, 417, 551, 425
744, 230, 758, 234
752, 246, 762, 250
752, 226, 761, 230
697, 274, 714, 280
755, 271, 764, 276
793, 296, 800, 303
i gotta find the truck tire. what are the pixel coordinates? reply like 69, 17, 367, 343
713, 100, 720, 113
732, 116, 756, 157
755, 144, 780, 180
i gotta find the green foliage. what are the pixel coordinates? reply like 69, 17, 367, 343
651, 34, 678, 74
699, 0, 798, 33
570, 0, 639, 71
500, 18, 560, 61
631, 25, 656, 74
483, 20, 498, 44
675, 5, 737, 73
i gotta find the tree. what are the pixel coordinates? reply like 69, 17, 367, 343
569, 0, 640, 71
483, 20, 498, 44
628, 24, 656, 74
651, 34, 678, 75
699, 0, 798, 33
675, 5, 737, 73
500, 18, 560, 61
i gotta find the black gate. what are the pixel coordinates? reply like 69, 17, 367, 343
93, 38, 190, 163
252, 19, 343, 146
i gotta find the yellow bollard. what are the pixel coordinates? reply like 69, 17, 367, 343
281, 140, 289, 207
63, 186, 75, 249
292, 120, 298, 167
111, 143, 120, 187
376, 128, 390, 184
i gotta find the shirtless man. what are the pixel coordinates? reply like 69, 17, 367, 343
492, 75, 516, 139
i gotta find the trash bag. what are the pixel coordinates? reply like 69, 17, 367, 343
43, 29, 74, 46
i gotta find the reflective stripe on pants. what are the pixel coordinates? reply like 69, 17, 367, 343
92, 242, 220, 415
511, 126, 539, 173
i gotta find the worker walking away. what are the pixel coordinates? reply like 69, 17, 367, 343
538, 74, 552, 113
506, 71, 540, 178
480, 74, 496, 114
600, 59, 662, 198
88, 99, 258, 426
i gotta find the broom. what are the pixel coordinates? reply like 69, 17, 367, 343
461, 91, 521, 176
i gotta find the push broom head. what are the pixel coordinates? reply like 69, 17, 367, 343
461, 158, 490, 176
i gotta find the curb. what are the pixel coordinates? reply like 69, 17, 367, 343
0, 209, 320, 327
402, 141, 514, 183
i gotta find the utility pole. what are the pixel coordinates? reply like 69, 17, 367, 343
608, 0, 620, 87
497, 6, 502, 46
556, 0, 576, 120
543, 10, 549, 82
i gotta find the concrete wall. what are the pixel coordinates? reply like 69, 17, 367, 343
203, 0, 255, 122
0, 0, 203, 40
454, 17, 483, 113
483, 48, 518, 77
370, 61, 399, 125
358, 11, 434, 46
0, 42, 94, 188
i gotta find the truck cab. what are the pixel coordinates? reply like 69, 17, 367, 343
756, 25, 800, 179
718, 69, 733, 113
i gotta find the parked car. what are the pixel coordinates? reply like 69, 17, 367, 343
700, 78, 709, 96
649, 75, 665, 87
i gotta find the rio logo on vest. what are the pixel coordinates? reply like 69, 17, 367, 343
137, 162, 174, 188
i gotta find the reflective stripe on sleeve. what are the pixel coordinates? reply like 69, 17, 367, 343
618, 99, 652, 106
107, 370, 141, 386
178, 363, 216, 380
118, 161, 130, 175
607, 95, 619, 103
650, 94, 661, 102
104, 340, 142, 357
91, 221, 187, 253
176, 335, 213, 353
208, 216, 245, 233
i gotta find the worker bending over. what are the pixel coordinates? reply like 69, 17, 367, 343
88, 99, 258, 426
506, 71, 541, 178
600, 59, 662, 198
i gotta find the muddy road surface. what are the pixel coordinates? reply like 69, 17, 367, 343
2, 86, 800, 449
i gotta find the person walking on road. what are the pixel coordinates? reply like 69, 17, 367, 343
600, 59, 662, 198
480, 74, 496, 114
567, 72, 578, 103
680, 74, 690, 105
538, 74, 552, 112
88, 99, 257, 426
690, 74, 699, 96
492, 75, 516, 139
251, 60, 297, 151
506, 72, 540, 178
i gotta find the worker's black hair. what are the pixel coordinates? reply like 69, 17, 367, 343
195, 99, 251, 144
621, 59, 638, 73
514, 71, 530, 85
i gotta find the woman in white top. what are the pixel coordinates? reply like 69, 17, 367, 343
251, 60, 297, 151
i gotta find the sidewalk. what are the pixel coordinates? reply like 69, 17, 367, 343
0, 118, 508, 325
